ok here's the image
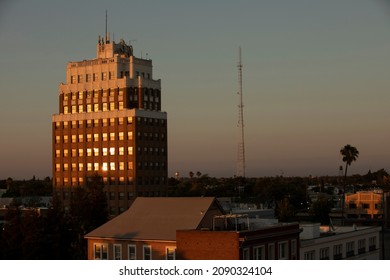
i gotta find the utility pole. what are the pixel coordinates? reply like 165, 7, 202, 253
236, 47, 246, 178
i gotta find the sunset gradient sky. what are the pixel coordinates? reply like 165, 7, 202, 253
1, 0, 390, 179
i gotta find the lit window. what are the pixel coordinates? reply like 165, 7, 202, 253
94, 244, 108, 260
119, 132, 124, 140
63, 135, 68, 143
71, 149, 77, 157
87, 134, 92, 142
110, 162, 115, 170
94, 119, 99, 127
71, 135, 77, 143
110, 102, 115, 110
78, 149, 83, 156
110, 118, 115, 126
119, 147, 124, 155
102, 162, 108, 171
78, 177, 84, 184
78, 134, 84, 142
71, 177, 77, 186
87, 104, 92, 112
166, 247, 176, 260
63, 163, 68, 171
63, 149, 68, 157
55, 136, 60, 144
127, 117, 132, 124
78, 105, 83, 112
127, 162, 133, 170
71, 106, 77, 114
110, 133, 115, 141
102, 119, 108, 126
94, 103, 99, 112
102, 133, 108, 141
94, 163, 99, 171
87, 163, 92, 171
78, 163, 83, 171
94, 148, 99, 156
118, 118, 124, 125
127, 132, 133, 140
103, 148, 108, 156
94, 134, 99, 142
128, 147, 133, 155
119, 162, 125, 170
119, 102, 124, 109
110, 147, 115, 155
55, 150, 60, 158
87, 148, 92, 156
87, 120, 92, 127
102, 103, 108, 111
55, 164, 60, 172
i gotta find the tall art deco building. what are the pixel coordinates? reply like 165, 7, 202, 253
52, 35, 167, 216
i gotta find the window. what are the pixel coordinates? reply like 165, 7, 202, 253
110, 102, 115, 110
358, 239, 366, 254
369, 236, 376, 251
94, 163, 99, 171
94, 103, 99, 112
253, 246, 265, 260
128, 245, 136, 260
110, 147, 115, 155
63, 135, 68, 143
78, 148, 83, 157
143, 245, 152, 260
102, 103, 108, 111
362, 203, 370, 209
319, 247, 329, 260
333, 244, 343, 260
102, 148, 108, 156
86, 74, 91, 83
102, 162, 108, 172
87, 134, 92, 142
102, 119, 108, 126
291, 240, 297, 259
93, 73, 98, 81
63, 149, 68, 157
87, 163, 92, 171
119, 132, 124, 140
55, 150, 60, 158
101, 72, 107, 81
55, 164, 60, 172
268, 244, 275, 260
55, 136, 60, 144
128, 147, 133, 155
166, 247, 176, 260
78, 134, 84, 142
278, 241, 288, 260
119, 162, 125, 170
119, 192, 125, 200
94, 133, 99, 142
119, 147, 124, 155
110, 132, 115, 141
242, 248, 250, 260
346, 241, 355, 257
87, 148, 92, 156
128, 162, 133, 170
110, 162, 115, 171
114, 244, 122, 260
78, 163, 83, 171
304, 250, 315, 260
87, 104, 92, 112
94, 243, 108, 260
127, 132, 133, 140
71, 149, 77, 157
77, 75, 83, 83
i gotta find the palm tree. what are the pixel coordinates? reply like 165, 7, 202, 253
340, 144, 359, 222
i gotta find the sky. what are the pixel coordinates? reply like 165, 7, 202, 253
0, 0, 390, 179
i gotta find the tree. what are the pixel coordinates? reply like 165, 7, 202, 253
340, 144, 359, 221
340, 144, 359, 183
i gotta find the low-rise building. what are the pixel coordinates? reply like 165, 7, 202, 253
300, 223, 381, 260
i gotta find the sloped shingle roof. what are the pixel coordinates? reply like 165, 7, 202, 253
85, 197, 218, 241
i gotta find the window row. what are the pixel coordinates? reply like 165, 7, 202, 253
241, 240, 296, 260
55, 175, 166, 186
303, 236, 377, 260
63, 102, 124, 114
55, 132, 133, 143
93, 243, 175, 260
55, 161, 133, 172
70, 72, 116, 84
55, 117, 133, 129
55, 147, 133, 157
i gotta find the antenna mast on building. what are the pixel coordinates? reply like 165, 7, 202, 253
236, 47, 246, 178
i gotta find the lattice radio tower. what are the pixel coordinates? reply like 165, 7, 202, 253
236, 47, 246, 178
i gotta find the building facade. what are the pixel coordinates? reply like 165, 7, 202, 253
52, 36, 167, 215
300, 223, 381, 260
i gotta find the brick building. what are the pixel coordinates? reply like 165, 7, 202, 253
85, 197, 301, 260
52, 35, 167, 215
